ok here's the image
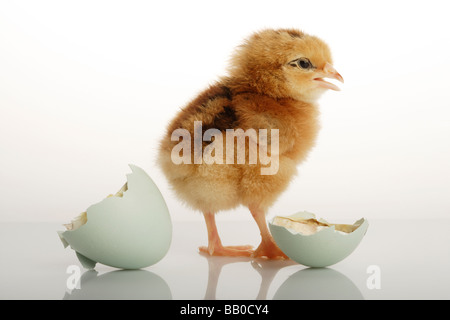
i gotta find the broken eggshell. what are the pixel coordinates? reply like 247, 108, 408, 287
58, 164, 172, 270
269, 211, 368, 268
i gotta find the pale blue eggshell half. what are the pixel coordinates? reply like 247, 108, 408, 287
59, 164, 172, 269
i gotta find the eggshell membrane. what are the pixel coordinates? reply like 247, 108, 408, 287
269, 212, 368, 268
59, 164, 172, 269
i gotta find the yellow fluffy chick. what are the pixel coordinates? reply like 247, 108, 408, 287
158, 28, 343, 259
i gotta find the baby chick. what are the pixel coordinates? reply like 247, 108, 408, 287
158, 28, 343, 259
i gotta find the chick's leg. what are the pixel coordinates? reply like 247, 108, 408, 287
250, 206, 288, 260
199, 212, 253, 257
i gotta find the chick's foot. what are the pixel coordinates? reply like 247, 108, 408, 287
200, 212, 254, 257
249, 206, 289, 260
251, 237, 289, 260
199, 244, 254, 257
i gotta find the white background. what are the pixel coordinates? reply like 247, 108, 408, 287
1, 0, 449, 224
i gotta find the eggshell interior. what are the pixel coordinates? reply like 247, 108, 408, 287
58, 164, 172, 269
269, 211, 368, 268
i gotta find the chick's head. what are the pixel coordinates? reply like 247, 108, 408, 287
227, 28, 343, 102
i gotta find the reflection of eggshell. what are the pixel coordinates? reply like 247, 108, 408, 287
273, 268, 363, 300
63, 270, 172, 300
269, 211, 368, 268
58, 164, 172, 269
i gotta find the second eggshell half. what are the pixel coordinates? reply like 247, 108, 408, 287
269, 211, 369, 268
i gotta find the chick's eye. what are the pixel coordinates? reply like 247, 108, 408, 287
297, 58, 312, 69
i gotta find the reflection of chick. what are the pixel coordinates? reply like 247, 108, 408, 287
158, 28, 343, 259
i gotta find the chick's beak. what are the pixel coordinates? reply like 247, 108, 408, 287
313, 62, 344, 91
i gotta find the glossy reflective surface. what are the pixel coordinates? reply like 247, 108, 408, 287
1, 219, 449, 299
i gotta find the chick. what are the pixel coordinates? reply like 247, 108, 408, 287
158, 28, 343, 259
